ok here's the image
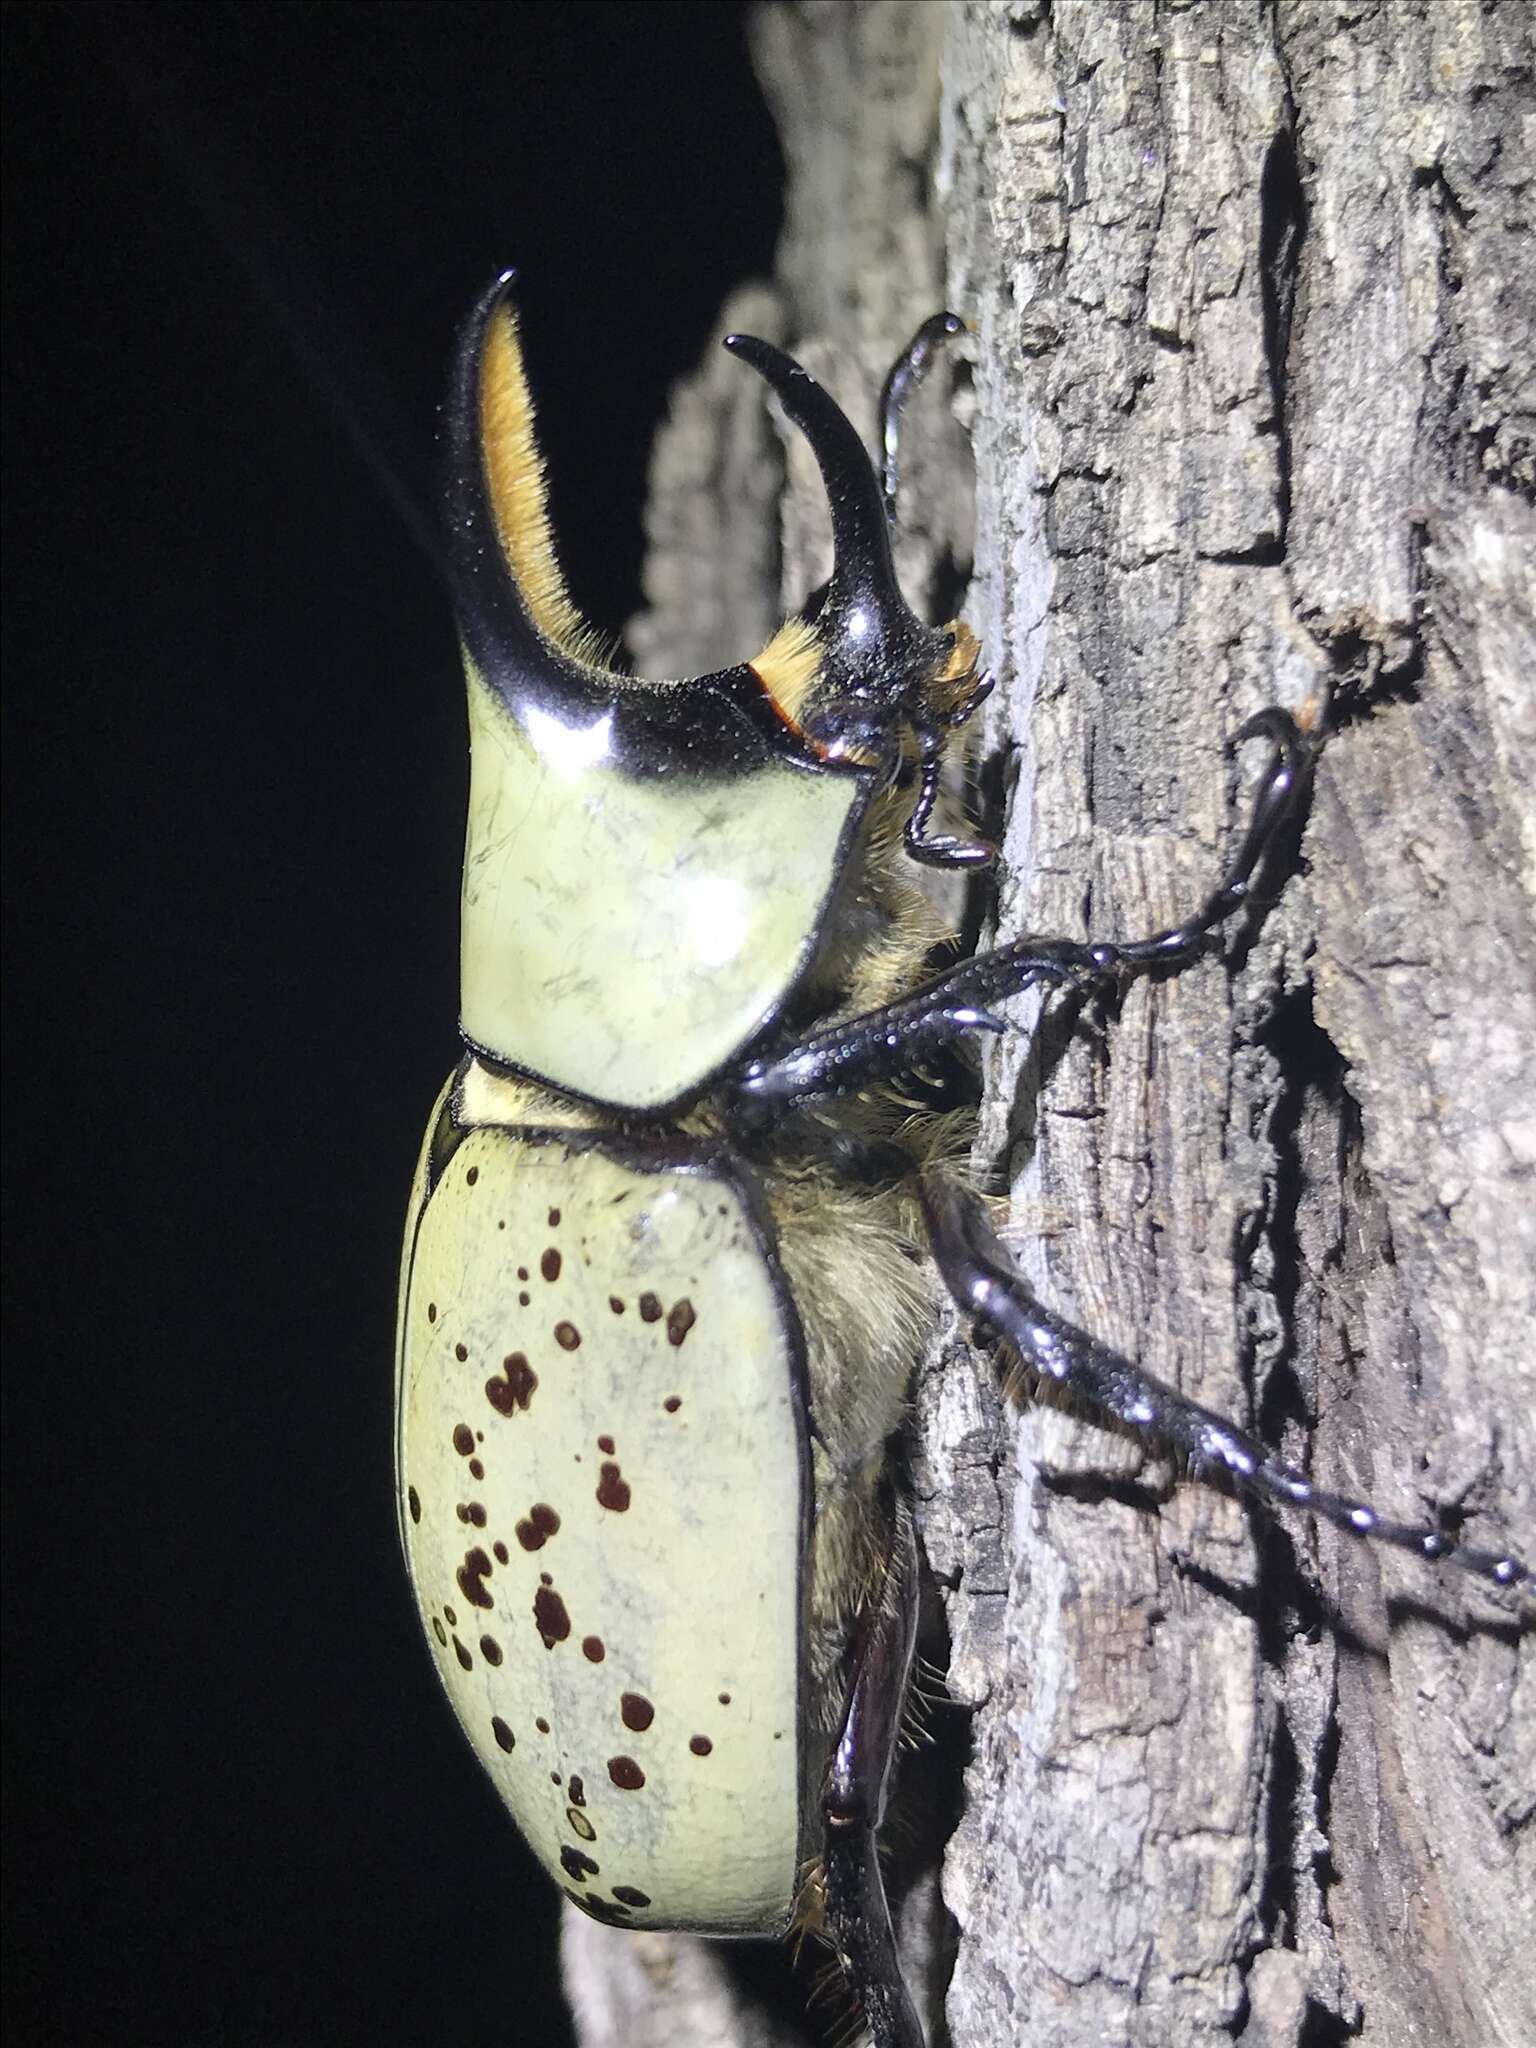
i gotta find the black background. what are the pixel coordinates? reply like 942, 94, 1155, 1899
3, 5, 783, 2042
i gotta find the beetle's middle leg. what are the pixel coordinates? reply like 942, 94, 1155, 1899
916, 1173, 1530, 1592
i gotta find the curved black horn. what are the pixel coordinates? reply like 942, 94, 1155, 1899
722, 334, 898, 594
722, 336, 941, 708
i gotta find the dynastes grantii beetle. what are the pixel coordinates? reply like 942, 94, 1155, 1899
394, 272, 1531, 2048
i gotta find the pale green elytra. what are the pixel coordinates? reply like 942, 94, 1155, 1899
397, 1105, 808, 1934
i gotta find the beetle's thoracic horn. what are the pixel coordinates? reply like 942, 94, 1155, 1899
444, 270, 623, 722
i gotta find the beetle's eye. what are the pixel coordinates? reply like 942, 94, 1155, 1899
801, 701, 897, 768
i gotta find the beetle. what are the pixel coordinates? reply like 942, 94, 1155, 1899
394, 272, 1529, 2048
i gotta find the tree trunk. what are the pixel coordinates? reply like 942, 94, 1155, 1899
564, 5, 1535, 2044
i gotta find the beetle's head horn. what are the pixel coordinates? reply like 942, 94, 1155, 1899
722, 332, 953, 762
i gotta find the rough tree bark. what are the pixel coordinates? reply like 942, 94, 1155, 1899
563, 5, 1535, 2045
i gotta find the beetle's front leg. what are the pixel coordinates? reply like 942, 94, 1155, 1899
918, 1175, 1531, 1593
817, 1502, 924, 2048
725, 708, 1313, 1132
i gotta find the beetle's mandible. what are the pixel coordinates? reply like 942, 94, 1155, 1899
394, 274, 1530, 2048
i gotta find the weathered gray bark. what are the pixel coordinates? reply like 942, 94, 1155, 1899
565, 5, 1535, 2044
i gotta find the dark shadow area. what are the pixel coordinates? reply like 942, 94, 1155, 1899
2, 5, 781, 2045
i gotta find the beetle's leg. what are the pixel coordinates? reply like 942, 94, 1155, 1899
727, 710, 1311, 1131
878, 311, 965, 527
917, 1174, 1531, 1593
821, 1501, 924, 2048
904, 708, 997, 872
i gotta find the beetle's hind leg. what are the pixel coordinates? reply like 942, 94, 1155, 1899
814, 1500, 925, 2048
918, 1174, 1531, 1593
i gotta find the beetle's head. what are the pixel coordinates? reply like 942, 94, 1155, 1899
444, 271, 974, 788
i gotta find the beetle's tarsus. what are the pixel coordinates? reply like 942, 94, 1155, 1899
918, 1176, 1531, 1595
1092, 706, 1314, 970
879, 310, 966, 526
904, 717, 994, 869
903, 701, 996, 870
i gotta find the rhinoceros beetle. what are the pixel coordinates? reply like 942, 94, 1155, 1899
395, 274, 1529, 2048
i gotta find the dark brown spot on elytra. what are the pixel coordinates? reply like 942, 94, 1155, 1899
539, 1572, 552, 1586
609, 1296, 624, 1314
480, 1636, 502, 1666
663, 1397, 682, 1414
518, 1291, 530, 1306
554, 1321, 581, 1351
620, 1693, 654, 1733
718, 1693, 732, 1706
550, 1771, 562, 1785
466, 1503, 486, 1528
689, 1735, 713, 1756
516, 1503, 561, 1552
453, 1636, 473, 1671
569, 1774, 586, 1806
582, 1636, 605, 1663
535, 1716, 550, 1735
541, 1248, 562, 1282
407, 1486, 421, 1522
607, 1756, 645, 1790
612, 1885, 652, 1909
466, 1166, 479, 1186
533, 1584, 571, 1650
454, 1343, 468, 1362
566, 1807, 595, 1841
486, 1353, 536, 1416
491, 1717, 515, 1753
596, 1462, 631, 1513
431, 1618, 447, 1648
548, 1207, 561, 1227
666, 1300, 696, 1347
638, 1292, 662, 1323
597, 1435, 615, 1455
560, 1845, 599, 1883
457, 1549, 494, 1610
493, 1541, 509, 1565
517, 1267, 529, 1282
443, 1605, 457, 1626
452, 1424, 474, 1457
564, 1889, 633, 1926
468, 1458, 484, 1481
427, 1303, 437, 1323
455, 1504, 469, 1524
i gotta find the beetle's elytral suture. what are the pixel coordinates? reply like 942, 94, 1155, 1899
397, 276, 1532, 2048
